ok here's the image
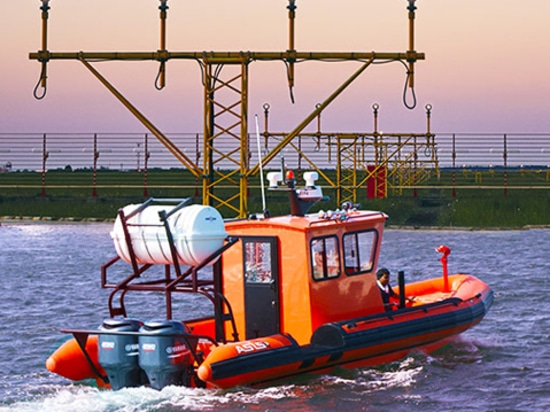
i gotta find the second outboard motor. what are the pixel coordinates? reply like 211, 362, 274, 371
138, 320, 193, 390
98, 318, 143, 390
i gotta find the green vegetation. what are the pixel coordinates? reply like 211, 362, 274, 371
366, 190, 550, 228
1, 168, 549, 228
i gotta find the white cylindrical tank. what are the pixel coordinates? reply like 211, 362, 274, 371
111, 204, 227, 266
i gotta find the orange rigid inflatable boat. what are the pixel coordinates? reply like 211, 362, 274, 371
46, 171, 493, 390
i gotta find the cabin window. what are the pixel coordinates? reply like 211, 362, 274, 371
244, 241, 273, 283
343, 230, 377, 275
310, 236, 340, 280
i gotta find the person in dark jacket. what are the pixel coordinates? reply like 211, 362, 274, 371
376, 267, 398, 310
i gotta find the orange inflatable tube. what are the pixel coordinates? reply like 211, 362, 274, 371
46, 335, 105, 383
197, 334, 295, 386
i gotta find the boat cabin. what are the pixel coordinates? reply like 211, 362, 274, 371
221, 209, 388, 345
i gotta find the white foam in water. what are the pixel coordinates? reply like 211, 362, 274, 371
0, 385, 213, 412
378, 366, 424, 390
316, 358, 424, 392
223, 385, 299, 405
0, 384, 305, 412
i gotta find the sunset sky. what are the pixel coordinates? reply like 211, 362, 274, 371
1, 0, 550, 134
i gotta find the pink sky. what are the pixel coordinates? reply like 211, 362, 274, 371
2, 0, 550, 134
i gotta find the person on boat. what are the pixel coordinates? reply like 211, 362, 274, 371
376, 267, 398, 310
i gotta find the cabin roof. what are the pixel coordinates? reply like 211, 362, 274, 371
225, 210, 388, 234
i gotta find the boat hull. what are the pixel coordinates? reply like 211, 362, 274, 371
197, 275, 493, 388
46, 335, 108, 387
46, 274, 493, 388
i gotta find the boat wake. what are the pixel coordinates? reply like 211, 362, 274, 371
1, 362, 424, 412
1, 385, 215, 412
1, 340, 496, 412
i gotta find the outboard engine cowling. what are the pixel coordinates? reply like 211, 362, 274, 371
98, 318, 143, 390
138, 320, 193, 390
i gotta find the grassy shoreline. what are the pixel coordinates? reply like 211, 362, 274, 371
2, 169, 550, 228
1, 190, 549, 229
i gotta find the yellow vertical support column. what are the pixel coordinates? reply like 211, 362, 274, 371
202, 61, 214, 207
335, 136, 342, 206
336, 135, 359, 206
33, 0, 50, 100
286, 0, 296, 102
156, 0, 168, 90
202, 58, 250, 218
407, 0, 417, 88
240, 59, 249, 218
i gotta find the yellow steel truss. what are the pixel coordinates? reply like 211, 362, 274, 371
259, 103, 438, 205
30, 0, 425, 217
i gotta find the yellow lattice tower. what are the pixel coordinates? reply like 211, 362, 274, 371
327, 104, 438, 203
257, 100, 438, 205
202, 61, 250, 216
30, 0, 425, 217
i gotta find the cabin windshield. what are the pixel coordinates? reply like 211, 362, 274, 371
310, 236, 341, 280
343, 230, 378, 275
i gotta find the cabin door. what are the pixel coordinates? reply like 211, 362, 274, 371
242, 236, 280, 339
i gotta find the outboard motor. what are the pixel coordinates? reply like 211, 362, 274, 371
98, 318, 143, 390
138, 320, 193, 390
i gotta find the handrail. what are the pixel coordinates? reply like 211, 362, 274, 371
101, 199, 240, 340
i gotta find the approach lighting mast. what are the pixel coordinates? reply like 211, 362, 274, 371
30, 0, 424, 218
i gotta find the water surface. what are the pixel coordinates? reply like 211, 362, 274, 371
0, 223, 548, 411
